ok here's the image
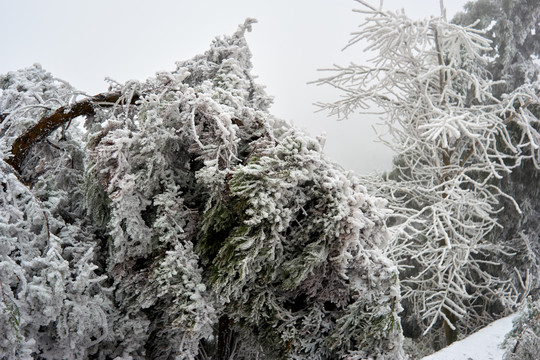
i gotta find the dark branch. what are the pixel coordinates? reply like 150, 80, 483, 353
7, 92, 139, 173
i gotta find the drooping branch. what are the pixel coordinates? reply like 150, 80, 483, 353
7, 92, 139, 173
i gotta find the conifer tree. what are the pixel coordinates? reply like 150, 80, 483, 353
0, 20, 404, 359
502, 297, 540, 360
453, 0, 540, 97
453, 0, 540, 302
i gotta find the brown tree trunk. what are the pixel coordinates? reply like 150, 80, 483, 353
7, 92, 138, 173
443, 307, 458, 346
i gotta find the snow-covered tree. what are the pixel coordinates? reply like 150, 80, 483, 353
196, 134, 403, 359
503, 297, 540, 360
314, 0, 540, 348
453, 0, 540, 98
1, 20, 404, 359
0, 64, 117, 359
453, 0, 540, 302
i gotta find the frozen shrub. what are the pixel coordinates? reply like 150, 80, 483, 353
503, 298, 540, 360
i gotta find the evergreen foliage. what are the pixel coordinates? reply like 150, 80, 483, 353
453, 0, 540, 97
198, 134, 402, 359
0, 20, 403, 359
503, 298, 540, 360
454, 0, 540, 301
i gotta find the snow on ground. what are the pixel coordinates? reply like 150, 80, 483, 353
422, 314, 518, 360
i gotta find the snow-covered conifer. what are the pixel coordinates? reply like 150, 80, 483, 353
454, 0, 540, 302
453, 0, 540, 97
1, 19, 404, 359
0, 65, 116, 359
198, 133, 402, 359
503, 298, 540, 360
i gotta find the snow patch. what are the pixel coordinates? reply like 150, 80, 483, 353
422, 314, 518, 360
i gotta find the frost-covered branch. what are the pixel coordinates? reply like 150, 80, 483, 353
315, 0, 540, 347
7, 91, 139, 172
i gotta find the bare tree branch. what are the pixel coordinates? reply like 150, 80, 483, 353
7, 92, 139, 173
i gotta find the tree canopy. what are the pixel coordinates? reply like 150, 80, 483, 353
315, 0, 540, 350
0, 20, 404, 360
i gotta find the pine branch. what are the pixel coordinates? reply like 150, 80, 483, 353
7, 92, 139, 173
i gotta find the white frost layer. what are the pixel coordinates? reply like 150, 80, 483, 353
422, 314, 518, 360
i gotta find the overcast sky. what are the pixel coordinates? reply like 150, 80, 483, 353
0, 0, 470, 174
